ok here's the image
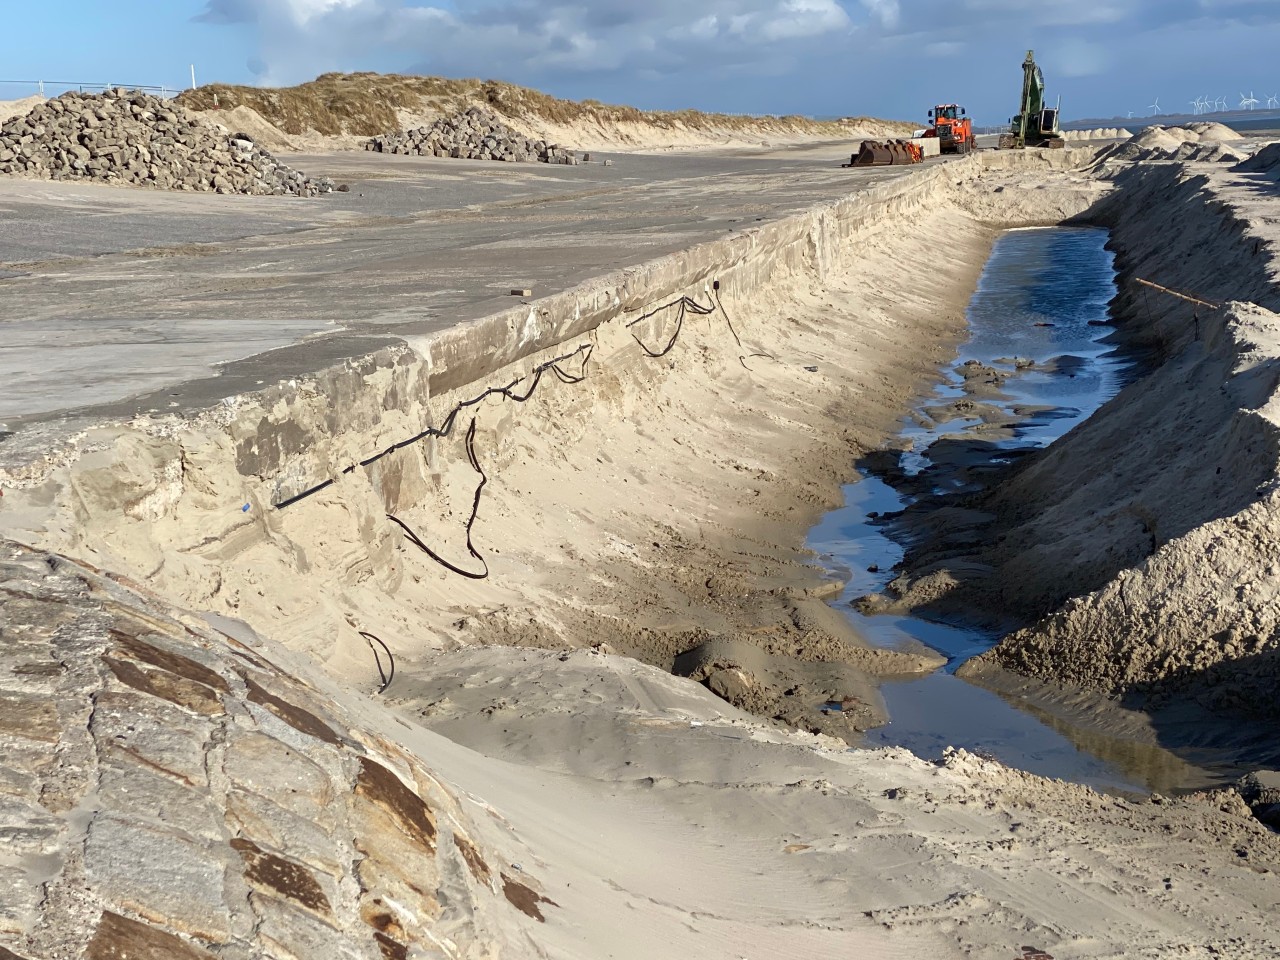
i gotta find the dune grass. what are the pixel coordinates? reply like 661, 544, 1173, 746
176, 72, 913, 139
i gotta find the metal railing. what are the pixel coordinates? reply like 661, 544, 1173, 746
0, 80, 183, 100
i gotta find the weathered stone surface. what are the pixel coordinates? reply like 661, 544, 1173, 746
453, 833, 492, 885
85, 910, 216, 960
231, 837, 331, 916
241, 675, 341, 745
0, 692, 60, 743
0, 868, 41, 937
501, 874, 558, 923
109, 630, 230, 693
222, 732, 336, 824
224, 789, 343, 876
355, 758, 437, 853
97, 762, 223, 841
352, 799, 441, 933
103, 656, 224, 716
246, 895, 350, 960
90, 692, 211, 786
84, 816, 232, 941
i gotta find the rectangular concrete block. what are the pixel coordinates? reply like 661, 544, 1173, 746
911, 137, 941, 158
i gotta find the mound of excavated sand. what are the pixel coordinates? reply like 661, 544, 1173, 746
0, 94, 44, 123
0, 89, 334, 195
1172, 140, 1245, 163
1063, 127, 1132, 141
960, 303, 1280, 716
1096, 123, 1244, 163
1184, 120, 1240, 141
1236, 140, 1280, 175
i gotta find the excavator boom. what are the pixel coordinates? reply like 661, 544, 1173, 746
1000, 50, 1064, 149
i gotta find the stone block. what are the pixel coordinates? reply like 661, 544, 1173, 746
85, 815, 232, 941
224, 789, 344, 876
222, 732, 337, 827
85, 910, 217, 960
98, 761, 223, 841
0, 693, 60, 744
91, 692, 211, 787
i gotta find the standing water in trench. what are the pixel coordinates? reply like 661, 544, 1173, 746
809, 226, 1193, 794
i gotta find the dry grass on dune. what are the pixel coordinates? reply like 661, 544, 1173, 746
176, 72, 913, 139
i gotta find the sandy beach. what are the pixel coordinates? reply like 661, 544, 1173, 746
2, 92, 1280, 959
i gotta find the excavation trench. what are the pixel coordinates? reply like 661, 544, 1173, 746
807, 226, 1175, 792
10, 150, 1248, 793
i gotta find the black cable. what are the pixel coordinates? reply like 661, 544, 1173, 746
713, 289, 744, 349
715, 289, 778, 366
627, 294, 716, 358
387, 417, 490, 580
273, 343, 592, 510
359, 631, 395, 693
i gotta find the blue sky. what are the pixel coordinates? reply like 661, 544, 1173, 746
3, 1, 1280, 124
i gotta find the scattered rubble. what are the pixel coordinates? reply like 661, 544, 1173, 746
0, 88, 334, 195
367, 106, 579, 164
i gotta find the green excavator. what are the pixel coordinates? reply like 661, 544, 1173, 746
999, 50, 1065, 149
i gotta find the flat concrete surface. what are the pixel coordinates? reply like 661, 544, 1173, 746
0, 145, 948, 428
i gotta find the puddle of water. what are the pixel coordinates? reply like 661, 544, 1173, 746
808, 226, 1190, 794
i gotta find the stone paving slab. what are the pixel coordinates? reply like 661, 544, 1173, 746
0, 147, 943, 426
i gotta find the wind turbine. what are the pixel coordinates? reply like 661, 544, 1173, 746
1240, 91, 1259, 110
1149, 97, 1162, 116
1269, 94, 1279, 109
1189, 98, 1201, 115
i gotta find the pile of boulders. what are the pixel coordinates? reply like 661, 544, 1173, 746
0, 89, 334, 196
366, 106, 578, 164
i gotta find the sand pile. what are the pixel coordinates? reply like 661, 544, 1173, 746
1096, 124, 1244, 163
1236, 140, 1280, 176
959, 299, 1280, 716
0, 89, 334, 195
0, 94, 44, 123
1063, 127, 1132, 141
367, 106, 578, 163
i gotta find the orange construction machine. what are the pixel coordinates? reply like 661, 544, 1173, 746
924, 104, 976, 154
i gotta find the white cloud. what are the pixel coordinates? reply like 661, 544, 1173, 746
192, 0, 1280, 118
860, 0, 899, 30
759, 0, 852, 41
282, 0, 364, 25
